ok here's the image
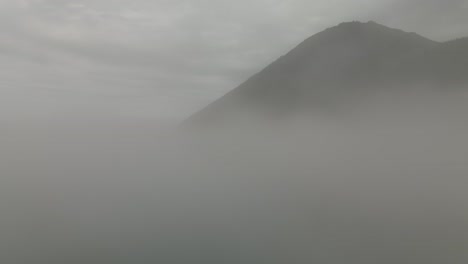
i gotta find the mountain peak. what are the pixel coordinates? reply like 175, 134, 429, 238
322, 20, 430, 40
332, 20, 387, 30
336, 20, 378, 27
188, 22, 467, 124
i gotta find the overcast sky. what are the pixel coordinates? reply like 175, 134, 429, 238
1, 0, 467, 121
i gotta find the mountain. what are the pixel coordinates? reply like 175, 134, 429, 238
188, 21, 467, 124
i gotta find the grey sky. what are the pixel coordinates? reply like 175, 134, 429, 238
1, 0, 467, 121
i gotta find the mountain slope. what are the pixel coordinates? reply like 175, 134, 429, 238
189, 21, 467, 124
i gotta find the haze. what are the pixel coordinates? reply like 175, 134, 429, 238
1, 0, 468, 263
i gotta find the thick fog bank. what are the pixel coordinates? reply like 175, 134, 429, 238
1, 91, 468, 263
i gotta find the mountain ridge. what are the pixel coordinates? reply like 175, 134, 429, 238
188, 21, 468, 124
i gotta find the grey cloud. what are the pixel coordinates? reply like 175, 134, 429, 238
376, 0, 468, 40
0, 0, 467, 120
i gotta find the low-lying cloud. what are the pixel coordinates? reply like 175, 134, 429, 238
1, 89, 468, 263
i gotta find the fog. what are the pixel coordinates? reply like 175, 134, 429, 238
1, 89, 467, 263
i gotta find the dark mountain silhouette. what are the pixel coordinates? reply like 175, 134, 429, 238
189, 21, 468, 124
